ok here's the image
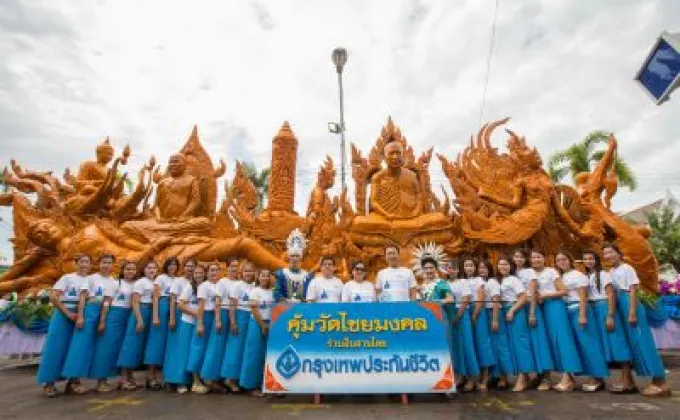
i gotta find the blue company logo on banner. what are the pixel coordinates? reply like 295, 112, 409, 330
263, 302, 454, 394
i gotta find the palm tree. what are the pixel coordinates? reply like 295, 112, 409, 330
548, 130, 638, 191
240, 162, 271, 212
648, 198, 680, 273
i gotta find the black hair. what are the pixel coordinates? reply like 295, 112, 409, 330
351, 260, 366, 271
420, 257, 438, 269
583, 250, 603, 292
183, 258, 198, 268
385, 243, 400, 253
321, 255, 336, 266
602, 243, 623, 257
163, 256, 180, 275
555, 251, 575, 275
513, 248, 531, 269
192, 264, 207, 295
478, 259, 495, 280
458, 257, 478, 279
118, 260, 138, 280
496, 255, 515, 281
99, 253, 115, 262
74, 253, 92, 263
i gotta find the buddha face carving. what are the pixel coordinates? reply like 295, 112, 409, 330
384, 141, 404, 170
28, 220, 65, 250
95, 144, 114, 165
168, 154, 187, 177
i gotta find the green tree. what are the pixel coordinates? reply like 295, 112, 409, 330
647, 199, 680, 272
0, 170, 9, 193
548, 130, 638, 191
240, 162, 271, 212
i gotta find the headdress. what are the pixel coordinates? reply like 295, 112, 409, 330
286, 228, 307, 256
410, 242, 447, 277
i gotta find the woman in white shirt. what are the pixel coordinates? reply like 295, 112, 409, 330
496, 256, 533, 392
342, 261, 377, 303
451, 257, 480, 392
117, 260, 157, 389
515, 249, 553, 386
471, 260, 496, 390
556, 252, 609, 393
531, 250, 582, 392
240, 268, 276, 396
603, 244, 670, 397
582, 251, 632, 380
144, 256, 179, 389
188, 263, 220, 394
37, 254, 92, 397
164, 263, 202, 393
62, 254, 116, 393
163, 259, 195, 386
484, 260, 512, 390
90, 260, 136, 392
201, 258, 239, 389
222, 260, 256, 392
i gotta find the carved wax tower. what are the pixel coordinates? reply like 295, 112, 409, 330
268, 121, 298, 213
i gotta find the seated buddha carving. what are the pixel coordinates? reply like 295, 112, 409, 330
350, 137, 452, 246
122, 153, 210, 240
76, 138, 115, 196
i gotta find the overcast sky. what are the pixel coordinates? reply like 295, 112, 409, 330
1, 0, 679, 263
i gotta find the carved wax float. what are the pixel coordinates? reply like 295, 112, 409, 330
0, 117, 660, 294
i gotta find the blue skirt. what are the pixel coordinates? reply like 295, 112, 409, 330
117, 304, 152, 369
542, 299, 582, 374
200, 309, 230, 381
163, 308, 182, 371
221, 309, 250, 380
503, 305, 535, 374
487, 308, 516, 377
566, 304, 609, 378
591, 300, 632, 363
187, 311, 215, 373
470, 306, 495, 369
617, 292, 666, 378
450, 305, 480, 377
443, 305, 466, 377
144, 297, 170, 366
89, 307, 130, 379
163, 319, 194, 385
61, 302, 101, 378
239, 317, 269, 390
527, 305, 554, 373
36, 307, 75, 384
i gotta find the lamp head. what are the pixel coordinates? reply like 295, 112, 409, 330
332, 47, 348, 73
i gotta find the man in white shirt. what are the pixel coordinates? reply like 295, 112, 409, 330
375, 244, 416, 302
306, 256, 344, 303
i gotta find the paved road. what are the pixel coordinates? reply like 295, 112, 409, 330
1, 361, 679, 419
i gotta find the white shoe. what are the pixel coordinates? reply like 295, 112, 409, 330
177, 386, 188, 394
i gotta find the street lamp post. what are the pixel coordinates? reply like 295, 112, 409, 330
331, 47, 348, 192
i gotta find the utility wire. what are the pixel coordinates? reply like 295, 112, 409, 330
478, 0, 501, 128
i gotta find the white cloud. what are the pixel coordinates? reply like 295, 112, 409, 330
1, 0, 679, 262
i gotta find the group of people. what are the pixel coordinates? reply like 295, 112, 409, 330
35, 237, 671, 398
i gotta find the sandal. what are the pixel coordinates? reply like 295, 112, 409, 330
43, 385, 58, 398
95, 381, 113, 393
610, 384, 639, 394
641, 384, 672, 397
251, 389, 264, 398
582, 381, 605, 393
65, 381, 88, 395
118, 380, 138, 391
537, 379, 552, 391
191, 383, 210, 394
553, 381, 574, 392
